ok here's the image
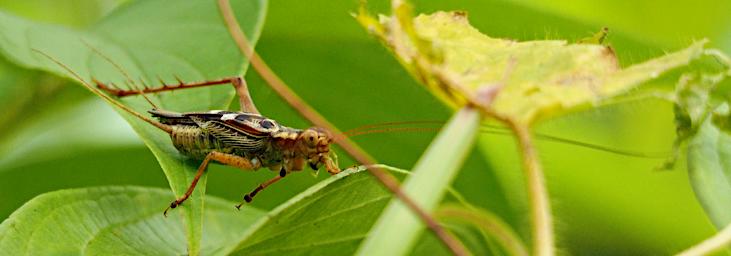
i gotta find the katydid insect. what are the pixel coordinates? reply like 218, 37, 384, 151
34, 50, 341, 216
100, 78, 341, 215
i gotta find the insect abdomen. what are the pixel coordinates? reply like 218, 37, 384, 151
171, 125, 232, 159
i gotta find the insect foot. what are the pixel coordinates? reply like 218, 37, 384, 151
235, 174, 286, 210
234, 190, 256, 211
163, 200, 183, 217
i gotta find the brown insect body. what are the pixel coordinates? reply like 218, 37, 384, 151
33, 49, 342, 214
150, 109, 339, 175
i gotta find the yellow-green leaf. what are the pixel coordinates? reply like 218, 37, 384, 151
359, 9, 707, 124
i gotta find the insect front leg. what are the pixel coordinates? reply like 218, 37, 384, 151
164, 151, 261, 216
96, 76, 260, 114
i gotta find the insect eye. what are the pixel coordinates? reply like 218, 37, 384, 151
260, 120, 275, 129
302, 130, 318, 146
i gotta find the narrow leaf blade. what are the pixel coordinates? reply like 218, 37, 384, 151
357, 108, 481, 255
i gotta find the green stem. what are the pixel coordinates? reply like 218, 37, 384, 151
512, 123, 554, 256
437, 205, 529, 256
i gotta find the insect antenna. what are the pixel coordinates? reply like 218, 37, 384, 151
343, 121, 669, 159
343, 120, 444, 137
32, 49, 172, 134
81, 40, 160, 109
344, 126, 442, 137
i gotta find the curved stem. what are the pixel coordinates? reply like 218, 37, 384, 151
511, 122, 554, 256
217, 1, 467, 255
676, 222, 731, 256
437, 205, 529, 256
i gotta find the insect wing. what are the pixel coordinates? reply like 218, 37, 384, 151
187, 113, 269, 151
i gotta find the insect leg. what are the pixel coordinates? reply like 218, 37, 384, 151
207, 151, 261, 170
318, 154, 340, 175
164, 153, 214, 217
230, 76, 260, 114
235, 174, 284, 209
164, 151, 261, 216
96, 76, 260, 114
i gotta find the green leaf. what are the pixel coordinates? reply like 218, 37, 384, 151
226, 168, 392, 255
359, 9, 708, 124
0, 1, 266, 254
224, 166, 483, 255
688, 104, 731, 228
0, 0, 124, 29
0, 57, 82, 159
0, 186, 265, 255
0, 98, 141, 170
357, 108, 481, 255
666, 70, 731, 227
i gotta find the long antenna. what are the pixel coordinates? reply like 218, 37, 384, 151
343, 121, 669, 158
32, 49, 172, 134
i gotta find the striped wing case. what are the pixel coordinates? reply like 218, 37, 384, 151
150, 109, 276, 152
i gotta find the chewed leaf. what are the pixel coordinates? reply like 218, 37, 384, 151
359, 9, 706, 124
0, 1, 266, 254
0, 186, 265, 255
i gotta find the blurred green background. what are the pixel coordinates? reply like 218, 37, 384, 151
1, 0, 730, 255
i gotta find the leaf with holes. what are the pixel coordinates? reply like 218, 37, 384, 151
0, 1, 266, 254
357, 8, 708, 124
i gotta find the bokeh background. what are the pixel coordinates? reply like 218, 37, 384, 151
1, 0, 730, 255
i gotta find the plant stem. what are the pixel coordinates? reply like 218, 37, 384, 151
437, 205, 529, 256
217, 1, 467, 255
677, 222, 731, 256
511, 122, 554, 256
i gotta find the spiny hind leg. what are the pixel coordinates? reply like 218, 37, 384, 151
164, 151, 261, 216
96, 76, 260, 114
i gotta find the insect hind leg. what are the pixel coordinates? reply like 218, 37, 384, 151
164, 151, 261, 216
96, 76, 260, 114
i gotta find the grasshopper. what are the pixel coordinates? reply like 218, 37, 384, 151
34, 50, 340, 216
